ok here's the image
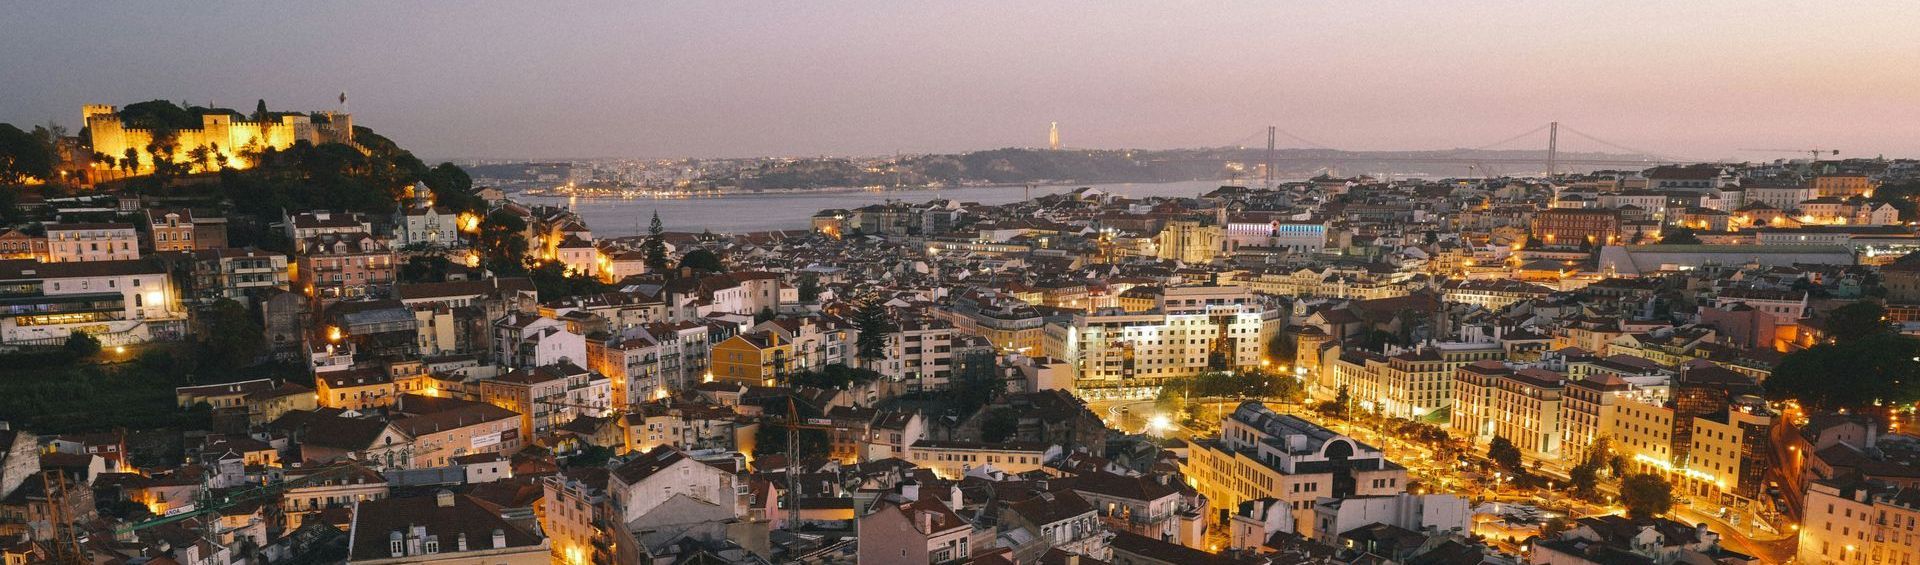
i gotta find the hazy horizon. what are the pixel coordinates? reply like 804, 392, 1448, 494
5, 2, 1919, 162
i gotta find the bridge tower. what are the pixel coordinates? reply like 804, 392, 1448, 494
1546, 121, 1559, 177
1265, 126, 1276, 189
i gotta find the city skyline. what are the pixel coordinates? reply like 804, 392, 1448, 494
4, 2, 1920, 161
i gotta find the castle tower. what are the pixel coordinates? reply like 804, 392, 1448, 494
1048, 122, 1060, 150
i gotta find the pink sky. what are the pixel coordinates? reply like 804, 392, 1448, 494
4, 1, 1918, 160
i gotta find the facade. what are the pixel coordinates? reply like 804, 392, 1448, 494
709, 330, 793, 386
396, 205, 462, 248
480, 362, 612, 438
1325, 341, 1504, 420
904, 440, 1054, 479
1531, 209, 1621, 247
1046, 285, 1269, 388
44, 223, 139, 263
1185, 402, 1408, 536
857, 494, 972, 565
296, 233, 395, 300
0, 258, 186, 345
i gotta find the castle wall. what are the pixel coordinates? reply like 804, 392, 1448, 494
82, 104, 357, 173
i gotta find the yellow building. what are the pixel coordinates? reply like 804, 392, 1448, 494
709, 331, 793, 386
83, 103, 356, 174
1814, 173, 1878, 198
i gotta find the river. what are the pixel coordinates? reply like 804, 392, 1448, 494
516, 179, 1241, 235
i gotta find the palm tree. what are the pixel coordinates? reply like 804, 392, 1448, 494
121, 148, 140, 174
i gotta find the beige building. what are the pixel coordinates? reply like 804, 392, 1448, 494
1154, 218, 1224, 264
1185, 402, 1408, 536
1798, 477, 1920, 565
44, 223, 139, 263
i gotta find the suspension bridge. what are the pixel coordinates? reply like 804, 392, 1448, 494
1154, 122, 1704, 179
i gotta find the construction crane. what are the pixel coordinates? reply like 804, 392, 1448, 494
777, 396, 834, 532
111, 462, 361, 537
42, 470, 87, 564
1738, 148, 1840, 161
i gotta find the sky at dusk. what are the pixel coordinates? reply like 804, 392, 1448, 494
4, 1, 1919, 161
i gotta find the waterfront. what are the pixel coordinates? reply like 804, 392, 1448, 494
516, 179, 1239, 234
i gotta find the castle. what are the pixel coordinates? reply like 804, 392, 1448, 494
83, 103, 356, 173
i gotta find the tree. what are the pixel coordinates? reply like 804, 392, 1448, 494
678, 249, 724, 273
1488, 435, 1524, 475
63, 332, 101, 360
0, 123, 55, 184
1659, 227, 1702, 245
1766, 332, 1920, 409
1568, 459, 1601, 500
477, 209, 529, 274
797, 272, 821, 303
565, 445, 615, 469
642, 211, 668, 270
399, 255, 455, 283
1825, 300, 1892, 344
1620, 473, 1674, 519
853, 296, 893, 362
198, 299, 266, 371
981, 408, 1019, 443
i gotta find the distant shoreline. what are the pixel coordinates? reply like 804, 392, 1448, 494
514, 178, 1235, 200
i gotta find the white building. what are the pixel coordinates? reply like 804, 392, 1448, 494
395, 205, 462, 249
1309, 493, 1470, 545
0, 258, 185, 345
608, 446, 743, 523
1046, 285, 1271, 388
493, 314, 587, 369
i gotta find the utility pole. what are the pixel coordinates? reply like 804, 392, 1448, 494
1546, 121, 1559, 178
1265, 126, 1277, 190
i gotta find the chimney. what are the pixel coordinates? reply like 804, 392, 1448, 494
491, 528, 506, 549
435, 489, 456, 508
457, 533, 468, 552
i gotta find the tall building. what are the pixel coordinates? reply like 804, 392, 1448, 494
1045, 286, 1271, 388
1049, 121, 1061, 150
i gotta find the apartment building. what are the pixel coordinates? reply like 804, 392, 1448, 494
44, 223, 139, 263
1185, 402, 1408, 536
0, 258, 185, 345
480, 362, 612, 438
1046, 285, 1270, 388
1325, 341, 1504, 420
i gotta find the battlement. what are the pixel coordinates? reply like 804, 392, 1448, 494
82, 102, 356, 175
